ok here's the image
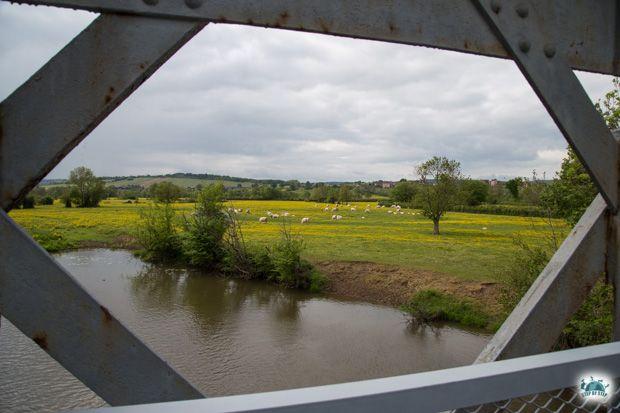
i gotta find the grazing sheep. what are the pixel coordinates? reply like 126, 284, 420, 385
387, 210, 393, 214
350, 207, 357, 211
400, 211, 404, 215
259, 217, 268, 223
364, 208, 371, 213
361, 216, 366, 219
246, 209, 251, 214
482, 227, 488, 230
301, 217, 310, 224
324, 207, 330, 212
283, 212, 290, 217
331, 214, 343, 220
271, 213, 279, 219
332, 207, 339, 212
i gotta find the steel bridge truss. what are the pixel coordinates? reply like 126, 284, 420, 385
1, 1, 619, 411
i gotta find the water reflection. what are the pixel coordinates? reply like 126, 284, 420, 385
0, 249, 490, 413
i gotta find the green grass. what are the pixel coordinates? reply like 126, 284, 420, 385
401, 290, 491, 329
9, 199, 567, 283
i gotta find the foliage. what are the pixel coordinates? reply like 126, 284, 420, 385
182, 184, 229, 267
402, 290, 489, 329
461, 179, 489, 206
415, 156, 463, 235
505, 177, 523, 200
540, 148, 597, 226
450, 203, 552, 217
68, 166, 106, 207
149, 181, 182, 203
338, 185, 352, 203
594, 77, 620, 130
500, 231, 612, 348
21, 195, 35, 209
135, 202, 182, 262
391, 181, 417, 204
39, 196, 54, 205
266, 223, 325, 291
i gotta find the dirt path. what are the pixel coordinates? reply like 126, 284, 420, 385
316, 260, 502, 314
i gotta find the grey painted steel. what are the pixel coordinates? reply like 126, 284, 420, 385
75, 342, 620, 413
476, 195, 609, 362
0, 210, 204, 404
472, 0, 619, 212
0, 13, 205, 211
9, 0, 620, 77
612, 129, 620, 342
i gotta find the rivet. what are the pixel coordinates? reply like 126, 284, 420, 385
543, 44, 556, 58
490, 0, 501, 13
515, 3, 529, 18
143, 0, 158, 5
185, 0, 202, 9
518, 39, 531, 53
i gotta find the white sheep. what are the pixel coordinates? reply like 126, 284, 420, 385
245, 209, 251, 214
271, 213, 279, 219
332, 207, 339, 212
331, 214, 343, 220
364, 208, 371, 213
324, 207, 330, 212
283, 212, 290, 217
350, 207, 357, 211
361, 216, 366, 219
301, 217, 310, 224
259, 217, 268, 223
387, 210, 393, 214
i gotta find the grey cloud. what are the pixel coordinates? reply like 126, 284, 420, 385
0, 3, 615, 182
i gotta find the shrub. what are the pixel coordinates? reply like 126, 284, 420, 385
21, 196, 35, 209
182, 184, 229, 267
402, 290, 489, 329
135, 203, 182, 262
268, 223, 326, 290
39, 196, 54, 205
450, 203, 552, 217
501, 233, 613, 348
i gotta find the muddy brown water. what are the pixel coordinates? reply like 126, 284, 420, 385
0, 249, 489, 412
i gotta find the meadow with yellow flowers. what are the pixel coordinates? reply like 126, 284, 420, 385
10, 198, 566, 283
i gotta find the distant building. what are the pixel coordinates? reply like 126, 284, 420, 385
489, 179, 498, 187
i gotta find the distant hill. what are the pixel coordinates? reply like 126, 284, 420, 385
41, 173, 291, 189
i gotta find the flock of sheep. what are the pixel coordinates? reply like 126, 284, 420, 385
241, 202, 425, 225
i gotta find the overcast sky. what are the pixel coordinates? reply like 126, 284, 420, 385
1, 3, 616, 182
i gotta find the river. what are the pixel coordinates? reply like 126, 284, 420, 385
0, 249, 489, 412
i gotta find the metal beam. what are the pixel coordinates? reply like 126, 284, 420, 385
8, 0, 620, 76
472, 0, 619, 212
476, 195, 609, 362
0, 13, 205, 211
74, 342, 620, 413
0, 210, 205, 405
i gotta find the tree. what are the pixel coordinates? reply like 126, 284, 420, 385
505, 177, 523, 200
68, 166, 105, 207
461, 179, 489, 206
338, 185, 352, 203
150, 181, 182, 203
391, 181, 417, 204
540, 148, 597, 225
594, 77, 620, 130
415, 156, 463, 235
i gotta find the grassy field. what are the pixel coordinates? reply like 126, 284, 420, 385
9, 199, 567, 283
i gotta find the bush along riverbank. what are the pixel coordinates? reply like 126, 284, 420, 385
135, 184, 326, 292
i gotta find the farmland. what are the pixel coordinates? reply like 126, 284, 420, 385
10, 199, 566, 284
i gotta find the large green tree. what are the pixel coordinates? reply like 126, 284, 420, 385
68, 166, 105, 207
391, 181, 417, 204
149, 181, 182, 203
415, 156, 463, 235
